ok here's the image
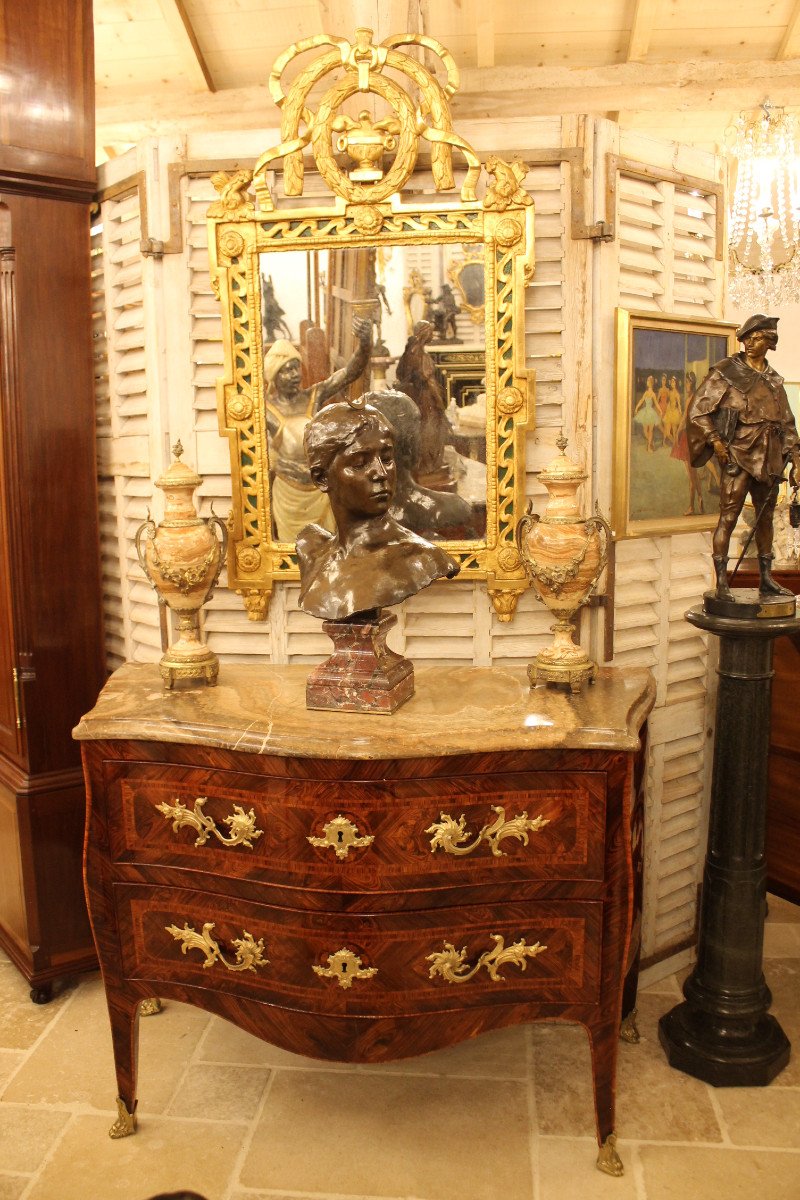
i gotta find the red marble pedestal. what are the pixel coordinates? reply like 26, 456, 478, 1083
306, 612, 415, 714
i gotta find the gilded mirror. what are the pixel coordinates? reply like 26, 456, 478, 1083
208, 28, 535, 621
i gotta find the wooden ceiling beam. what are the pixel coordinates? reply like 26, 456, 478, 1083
777, 0, 800, 59
454, 57, 800, 118
476, 8, 495, 70
155, 0, 215, 93
627, 0, 660, 62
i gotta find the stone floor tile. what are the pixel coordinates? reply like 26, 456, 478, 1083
763, 923, 800, 958
241, 1070, 533, 1200
0, 1176, 29, 1200
639, 972, 682, 998
2, 978, 209, 1113
531, 999, 723, 1144
0, 1107, 70, 1174
615, 995, 723, 1143
538, 1136, 638, 1198
0, 1051, 24, 1093
767, 893, 800, 924
166, 1062, 269, 1121
360, 1024, 529, 1078
763, 958, 800, 1086
640, 1144, 800, 1200
25, 1114, 246, 1200
0, 963, 74, 1051
715, 1087, 800, 1149
530, 1022, 595, 1137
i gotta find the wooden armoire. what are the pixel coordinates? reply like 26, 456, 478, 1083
0, 0, 105, 1000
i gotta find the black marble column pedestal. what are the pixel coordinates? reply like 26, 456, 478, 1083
659, 599, 800, 1086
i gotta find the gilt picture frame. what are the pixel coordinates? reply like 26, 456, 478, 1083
613, 308, 738, 539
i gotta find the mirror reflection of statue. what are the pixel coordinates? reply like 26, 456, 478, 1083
261, 274, 292, 343
429, 283, 460, 343
370, 390, 480, 540
297, 398, 460, 621
395, 320, 456, 491
264, 314, 371, 542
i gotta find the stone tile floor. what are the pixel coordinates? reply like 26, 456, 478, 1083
0, 895, 798, 1199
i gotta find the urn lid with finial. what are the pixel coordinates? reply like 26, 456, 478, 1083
153, 441, 204, 524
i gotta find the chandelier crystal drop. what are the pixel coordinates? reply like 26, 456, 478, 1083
728, 102, 800, 309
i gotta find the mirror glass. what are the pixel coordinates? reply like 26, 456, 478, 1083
259, 242, 488, 544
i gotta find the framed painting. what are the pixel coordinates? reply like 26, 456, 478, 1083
613, 309, 738, 539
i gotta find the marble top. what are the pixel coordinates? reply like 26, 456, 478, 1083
74, 663, 656, 760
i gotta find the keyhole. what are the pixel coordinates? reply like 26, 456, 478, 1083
340, 961, 348, 973
337, 830, 344, 844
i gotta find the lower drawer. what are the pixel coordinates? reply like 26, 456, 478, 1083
114, 884, 602, 1016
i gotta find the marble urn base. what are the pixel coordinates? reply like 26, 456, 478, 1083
306, 611, 414, 715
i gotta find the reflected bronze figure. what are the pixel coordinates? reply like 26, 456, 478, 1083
369, 389, 480, 540
297, 398, 460, 712
687, 314, 800, 606
395, 320, 455, 490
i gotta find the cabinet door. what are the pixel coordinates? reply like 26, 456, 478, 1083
0, 225, 25, 760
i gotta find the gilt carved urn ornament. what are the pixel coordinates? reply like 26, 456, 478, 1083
135, 442, 227, 688
515, 436, 611, 693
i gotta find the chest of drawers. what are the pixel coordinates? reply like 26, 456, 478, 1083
76, 662, 654, 1174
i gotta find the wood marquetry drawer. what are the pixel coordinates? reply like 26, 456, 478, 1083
104, 760, 606, 888
114, 883, 602, 1014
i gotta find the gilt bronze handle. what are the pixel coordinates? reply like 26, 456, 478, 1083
155, 796, 263, 848
166, 921, 268, 973
426, 804, 550, 857
426, 934, 547, 984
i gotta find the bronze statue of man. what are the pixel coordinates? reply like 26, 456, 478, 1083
687, 314, 800, 599
296, 398, 460, 622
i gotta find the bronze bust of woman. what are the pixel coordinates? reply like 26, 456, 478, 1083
296, 398, 460, 622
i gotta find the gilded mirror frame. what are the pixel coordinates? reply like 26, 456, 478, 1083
208, 28, 535, 621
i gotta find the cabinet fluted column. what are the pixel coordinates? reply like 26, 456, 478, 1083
659, 605, 800, 1085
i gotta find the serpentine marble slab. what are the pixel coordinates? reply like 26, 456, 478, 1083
74, 664, 655, 760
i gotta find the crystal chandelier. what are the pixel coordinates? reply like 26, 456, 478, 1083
728, 102, 800, 308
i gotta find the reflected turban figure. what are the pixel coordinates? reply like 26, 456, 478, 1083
264, 315, 371, 542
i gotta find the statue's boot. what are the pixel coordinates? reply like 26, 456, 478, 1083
713, 555, 733, 601
758, 554, 793, 597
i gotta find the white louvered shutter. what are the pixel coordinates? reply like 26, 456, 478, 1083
95, 187, 160, 665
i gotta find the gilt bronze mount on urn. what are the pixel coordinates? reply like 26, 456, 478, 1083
516, 435, 611, 693
135, 442, 227, 688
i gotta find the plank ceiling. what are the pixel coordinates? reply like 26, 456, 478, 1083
94, 0, 800, 158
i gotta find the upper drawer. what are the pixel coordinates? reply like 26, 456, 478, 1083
103, 760, 606, 890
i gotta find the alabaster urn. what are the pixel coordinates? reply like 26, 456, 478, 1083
515, 435, 610, 693
135, 442, 227, 688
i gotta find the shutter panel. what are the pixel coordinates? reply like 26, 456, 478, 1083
95, 187, 159, 666
617, 169, 719, 319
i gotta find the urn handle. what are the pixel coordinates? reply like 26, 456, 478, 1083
204, 507, 229, 604
583, 504, 613, 604
133, 513, 157, 587
514, 500, 540, 562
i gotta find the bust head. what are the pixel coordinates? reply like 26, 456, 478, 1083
296, 396, 460, 621
304, 400, 397, 524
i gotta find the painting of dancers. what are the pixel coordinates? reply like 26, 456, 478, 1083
613, 309, 738, 538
